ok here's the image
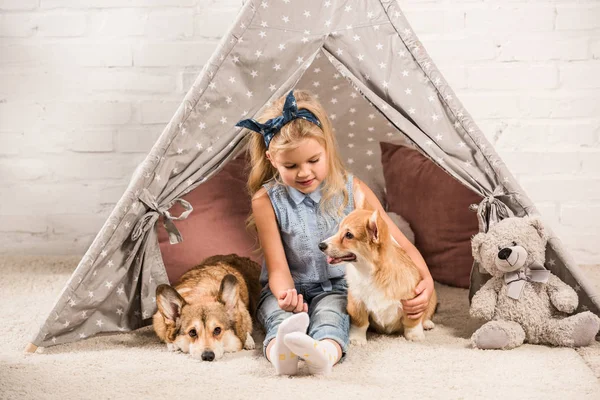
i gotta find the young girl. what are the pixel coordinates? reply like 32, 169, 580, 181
236, 89, 434, 376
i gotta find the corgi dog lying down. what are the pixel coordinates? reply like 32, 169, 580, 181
153, 254, 261, 361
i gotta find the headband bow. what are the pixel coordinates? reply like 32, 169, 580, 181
235, 90, 321, 148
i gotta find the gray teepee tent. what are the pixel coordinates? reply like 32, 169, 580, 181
26, 0, 599, 352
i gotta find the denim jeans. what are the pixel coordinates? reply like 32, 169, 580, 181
256, 277, 350, 360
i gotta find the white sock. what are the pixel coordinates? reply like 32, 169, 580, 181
283, 332, 339, 375
268, 312, 309, 375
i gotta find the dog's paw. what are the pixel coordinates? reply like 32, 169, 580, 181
349, 331, 368, 346
350, 336, 368, 346
166, 343, 180, 352
243, 332, 256, 350
349, 324, 368, 346
423, 319, 435, 330
404, 325, 425, 341
404, 331, 425, 341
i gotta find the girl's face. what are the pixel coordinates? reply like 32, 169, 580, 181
268, 138, 329, 194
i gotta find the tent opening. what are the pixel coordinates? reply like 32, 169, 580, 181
157, 49, 481, 289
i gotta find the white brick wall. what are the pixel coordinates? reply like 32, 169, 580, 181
1, 0, 599, 264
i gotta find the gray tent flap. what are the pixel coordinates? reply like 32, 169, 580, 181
322, 8, 500, 199
29, 0, 258, 348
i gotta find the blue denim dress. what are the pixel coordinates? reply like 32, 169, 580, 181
259, 174, 355, 291
257, 174, 355, 357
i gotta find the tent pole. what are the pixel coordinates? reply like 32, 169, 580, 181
24, 343, 38, 354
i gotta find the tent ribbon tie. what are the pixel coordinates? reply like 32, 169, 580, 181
131, 189, 193, 244
470, 187, 514, 234
469, 188, 515, 275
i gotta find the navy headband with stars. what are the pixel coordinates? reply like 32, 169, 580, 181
235, 90, 322, 149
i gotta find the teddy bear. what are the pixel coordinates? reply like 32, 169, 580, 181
469, 216, 600, 350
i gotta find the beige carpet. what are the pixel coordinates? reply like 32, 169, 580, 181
1, 255, 599, 400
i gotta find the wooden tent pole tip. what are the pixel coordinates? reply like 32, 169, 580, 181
24, 343, 38, 354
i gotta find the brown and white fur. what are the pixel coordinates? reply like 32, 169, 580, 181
319, 191, 437, 344
152, 254, 261, 361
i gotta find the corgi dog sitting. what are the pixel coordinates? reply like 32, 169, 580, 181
319, 190, 437, 344
152, 254, 261, 361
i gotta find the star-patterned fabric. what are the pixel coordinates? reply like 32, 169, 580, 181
29, 0, 599, 349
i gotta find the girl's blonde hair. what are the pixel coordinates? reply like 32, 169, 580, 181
245, 89, 348, 232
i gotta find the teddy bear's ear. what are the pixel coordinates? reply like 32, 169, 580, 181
527, 215, 549, 242
471, 232, 486, 263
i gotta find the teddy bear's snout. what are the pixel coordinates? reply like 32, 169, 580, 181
494, 245, 528, 272
498, 248, 512, 260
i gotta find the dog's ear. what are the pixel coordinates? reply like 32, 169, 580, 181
367, 210, 381, 243
218, 274, 240, 309
156, 284, 186, 324
354, 185, 374, 211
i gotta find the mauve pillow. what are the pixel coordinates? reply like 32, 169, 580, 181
157, 154, 261, 284
380, 142, 482, 288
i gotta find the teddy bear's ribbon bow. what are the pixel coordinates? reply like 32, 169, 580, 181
504, 263, 551, 300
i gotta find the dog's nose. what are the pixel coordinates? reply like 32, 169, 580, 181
498, 248, 512, 260
318, 242, 328, 251
201, 350, 215, 362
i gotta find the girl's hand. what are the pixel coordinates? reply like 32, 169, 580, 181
401, 277, 434, 319
277, 288, 308, 313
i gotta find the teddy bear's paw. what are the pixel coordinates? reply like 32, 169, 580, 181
472, 321, 525, 350
572, 312, 600, 347
473, 329, 510, 350
470, 305, 494, 321
550, 288, 578, 314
